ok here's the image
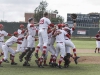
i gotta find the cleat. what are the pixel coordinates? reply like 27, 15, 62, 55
49, 62, 52, 65
38, 65, 44, 68
64, 64, 69, 68
35, 60, 44, 68
27, 63, 30, 66
52, 63, 57, 67
57, 65, 62, 69
42, 54, 46, 58
74, 56, 80, 64
49, 62, 54, 67
11, 62, 17, 65
4, 60, 9, 63
23, 62, 30, 66
23, 63, 27, 66
43, 64, 48, 66
35, 53, 39, 59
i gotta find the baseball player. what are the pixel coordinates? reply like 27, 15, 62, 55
48, 25, 56, 65
95, 30, 100, 53
63, 19, 80, 66
18, 34, 28, 62
52, 24, 69, 68
35, 12, 51, 68
43, 25, 56, 66
0, 24, 12, 57
15, 24, 25, 53
21, 18, 37, 66
0, 31, 23, 67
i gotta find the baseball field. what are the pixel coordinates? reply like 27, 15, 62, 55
0, 38, 100, 75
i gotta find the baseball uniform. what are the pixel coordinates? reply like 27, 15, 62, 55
0, 30, 9, 50
27, 23, 37, 48
16, 29, 25, 53
37, 17, 51, 54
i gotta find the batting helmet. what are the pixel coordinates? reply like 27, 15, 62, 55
48, 26, 51, 29
28, 18, 33, 22
50, 23, 54, 27
13, 31, 18, 35
58, 24, 62, 28
61, 24, 66, 27
20, 24, 24, 28
0, 24, 3, 28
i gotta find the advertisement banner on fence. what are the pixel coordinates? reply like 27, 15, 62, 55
77, 30, 86, 35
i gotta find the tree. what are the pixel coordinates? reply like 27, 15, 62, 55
34, 1, 48, 22
51, 15, 64, 24
34, 1, 64, 23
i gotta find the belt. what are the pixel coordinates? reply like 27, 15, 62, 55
47, 44, 50, 46
7, 45, 9, 47
57, 42, 63, 43
29, 35, 34, 37
4, 44, 9, 47
65, 39, 68, 40
0, 41, 4, 42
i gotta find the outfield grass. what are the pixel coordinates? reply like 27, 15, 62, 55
0, 39, 99, 75
12, 40, 96, 49
73, 40, 96, 49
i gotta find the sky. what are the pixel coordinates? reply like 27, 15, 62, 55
0, 0, 100, 22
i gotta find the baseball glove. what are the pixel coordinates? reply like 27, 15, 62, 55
71, 14, 77, 19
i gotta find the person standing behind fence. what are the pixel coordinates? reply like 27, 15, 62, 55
95, 30, 100, 53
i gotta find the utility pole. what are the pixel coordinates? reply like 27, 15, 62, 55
3, 12, 4, 21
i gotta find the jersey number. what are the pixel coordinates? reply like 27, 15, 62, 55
39, 19, 44, 24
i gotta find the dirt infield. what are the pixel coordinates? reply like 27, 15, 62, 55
71, 56, 100, 64
2, 47, 100, 64
70, 49, 100, 64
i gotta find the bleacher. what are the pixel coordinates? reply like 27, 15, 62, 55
67, 13, 100, 28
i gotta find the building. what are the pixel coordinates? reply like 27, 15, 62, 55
67, 13, 100, 28
24, 13, 34, 23
24, 13, 56, 23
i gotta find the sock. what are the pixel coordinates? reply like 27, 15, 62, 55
53, 56, 57, 63
98, 48, 99, 53
35, 46, 40, 53
10, 54, 15, 63
38, 57, 43, 65
0, 52, 4, 56
43, 46, 47, 54
0, 58, 4, 64
49, 55, 53, 63
58, 57, 63, 65
95, 48, 97, 52
44, 60, 46, 64
73, 49, 77, 57
70, 54, 74, 59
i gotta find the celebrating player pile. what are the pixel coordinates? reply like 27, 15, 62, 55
0, 12, 80, 68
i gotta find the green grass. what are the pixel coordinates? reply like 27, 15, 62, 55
12, 40, 96, 49
73, 40, 96, 49
1, 60, 100, 75
0, 39, 99, 75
